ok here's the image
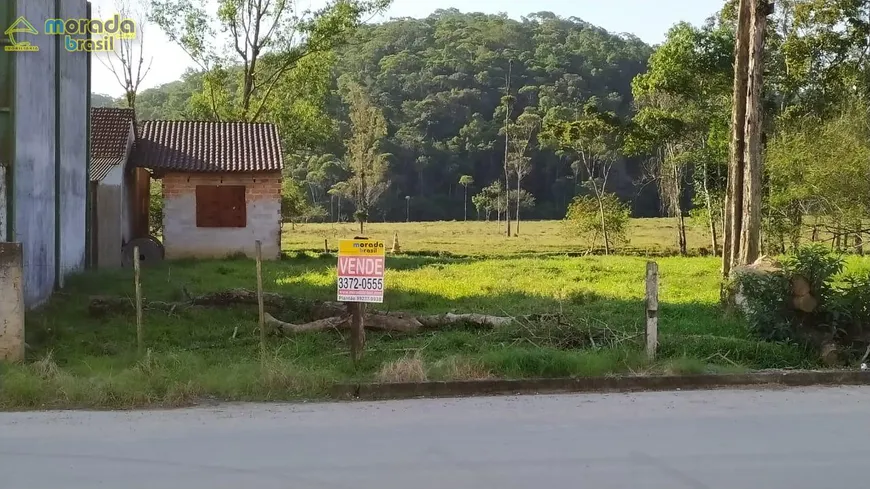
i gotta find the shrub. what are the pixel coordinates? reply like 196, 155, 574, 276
736, 245, 870, 362
564, 193, 630, 250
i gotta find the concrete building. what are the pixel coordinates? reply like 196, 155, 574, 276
131, 120, 284, 260
1, 0, 91, 308
89, 107, 150, 268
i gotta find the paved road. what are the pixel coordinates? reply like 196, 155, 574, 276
2, 386, 869, 488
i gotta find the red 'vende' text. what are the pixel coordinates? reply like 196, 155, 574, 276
338, 256, 385, 277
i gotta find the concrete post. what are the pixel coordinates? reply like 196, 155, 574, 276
0, 243, 25, 362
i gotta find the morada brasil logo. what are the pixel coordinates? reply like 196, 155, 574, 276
4, 14, 136, 53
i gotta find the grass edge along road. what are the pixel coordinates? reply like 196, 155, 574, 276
3, 219, 850, 411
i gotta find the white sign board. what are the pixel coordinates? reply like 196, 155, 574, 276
337, 239, 385, 303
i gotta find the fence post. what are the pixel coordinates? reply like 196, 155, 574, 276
0, 243, 25, 362
256, 240, 266, 368
134, 245, 143, 357
645, 261, 658, 360
349, 303, 366, 364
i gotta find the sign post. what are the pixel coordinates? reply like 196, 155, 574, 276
337, 237, 385, 363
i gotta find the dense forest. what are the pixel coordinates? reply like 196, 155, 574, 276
97, 0, 870, 258
94, 10, 659, 221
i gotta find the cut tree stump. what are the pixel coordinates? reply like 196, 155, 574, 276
790, 275, 817, 313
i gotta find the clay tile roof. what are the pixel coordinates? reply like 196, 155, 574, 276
131, 120, 284, 173
91, 107, 135, 158
90, 107, 136, 181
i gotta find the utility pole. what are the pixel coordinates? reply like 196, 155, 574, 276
503, 59, 513, 238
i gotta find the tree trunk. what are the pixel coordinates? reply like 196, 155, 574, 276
738, 0, 770, 267
702, 161, 720, 256
596, 191, 610, 255
463, 187, 468, 221
790, 211, 802, 252
723, 0, 752, 279
673, 161, 687, 256
504, 60, 513, 238
516, 179, 521, 236
359, 219, 364, 235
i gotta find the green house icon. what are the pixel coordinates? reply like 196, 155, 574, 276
4, 16, 40, 52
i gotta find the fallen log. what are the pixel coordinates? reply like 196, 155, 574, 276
89, 295, 184, 317
88, 290, 535, 333
264, 313, 349, 334
416, 313, 513, 328
264, 310, 533, 334
189, 288, 286, 308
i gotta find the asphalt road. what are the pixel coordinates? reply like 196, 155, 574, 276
2, 386, 869, 488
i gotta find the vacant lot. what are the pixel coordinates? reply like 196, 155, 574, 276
5, 218, 860, 410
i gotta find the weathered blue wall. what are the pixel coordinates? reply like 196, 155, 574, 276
11, 0, 89, 307
58, 0, 88, 281
13, 0, 57, 307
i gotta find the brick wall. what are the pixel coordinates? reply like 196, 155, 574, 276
162, 172, 282, 259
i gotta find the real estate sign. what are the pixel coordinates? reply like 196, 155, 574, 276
337, 239, 385, 303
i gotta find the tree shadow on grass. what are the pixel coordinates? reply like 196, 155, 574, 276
22, 253, 813, 374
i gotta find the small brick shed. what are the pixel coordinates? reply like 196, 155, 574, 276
131, 120, 284, 259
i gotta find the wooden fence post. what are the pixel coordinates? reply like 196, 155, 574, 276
134, 245, 143, 357
645, 261, 658, 360
349, 302, 366, 364
256, 240, 266, 368
324, 238, 329, 253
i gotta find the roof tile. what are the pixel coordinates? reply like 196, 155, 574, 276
91, 107, 135, 159
131, 120, 284, 173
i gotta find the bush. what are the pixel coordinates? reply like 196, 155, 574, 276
564, 193, 630, 250
736, 245, 870, 362
149, 180, 163, 236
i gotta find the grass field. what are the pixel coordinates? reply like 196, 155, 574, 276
4, 218, 860, 410
283, 218, 716, 256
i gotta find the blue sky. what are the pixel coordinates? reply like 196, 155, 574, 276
91, 0, 725, 97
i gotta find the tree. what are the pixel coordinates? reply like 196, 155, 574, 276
328, 181, 352, 222
131, 11, 655, 221
767, 98, 870, 253
343, 81, 390, 234
459, 175, 474, 221
506, 112, 541, 235
630, 21, 733, 256
281, 178, 326, 229
150, 0, 389, 122
502, 59, 514, 237
546, 100, 625, 255
565, 193, 630, 252
723, 0, 773, 278
472, 181, 505, 221
99, 0, 154, 109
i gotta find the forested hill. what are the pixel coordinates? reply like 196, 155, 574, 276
102, 10, 657, 221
